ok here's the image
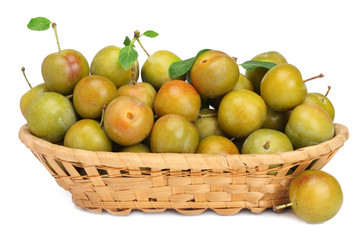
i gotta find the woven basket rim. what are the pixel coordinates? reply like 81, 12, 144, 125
18, 123, 349, 171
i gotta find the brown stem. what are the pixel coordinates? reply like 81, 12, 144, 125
303, 73, 324, 83
322, 86, 331, 102
131, 65, 136, 85
21, 66, 32, 89
263, 140, 270, 150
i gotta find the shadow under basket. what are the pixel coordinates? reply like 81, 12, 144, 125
19, 123, 349, 216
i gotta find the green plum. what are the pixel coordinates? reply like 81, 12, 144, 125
64, 119, 112, 152
233, 73, 254, 91
73, 75, 118, 119
190, 50, 239, 98
20, 67, 50, 119
241, 128, 293, 154
150, 114, 199, 153
262, 106, 290, 132
303, 87, 335, 121
193, 109, 225, 140
288, 170, 343, 223
154, 80, 201, 121
285, 103, 334, 149
42, 49, 89, 95
121, 143, 151, 153
90, 45, 139, 88
245, 51, 287, 93
20, 83, 49, 119
117, 82, 157, 110
196, 135, 239, 154
104, 95, 154, 146
218, 90, 267, 138
26, 92, 77, 143
141, 50, 184, 90
261, 63, 307, 111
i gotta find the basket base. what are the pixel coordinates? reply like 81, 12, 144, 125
72, 197, 290, 216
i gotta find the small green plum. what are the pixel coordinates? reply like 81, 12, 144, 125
150, 114, 199, 153
288, 170, 343, 223
141, 50, 184, 90
196, 136, 239, 154
42, 49, 89, 95
190, 50, 239, 98
26, 92, 77, 143
73, 75, 118, 119
261, 63, 307, 111
64, 119, 112, 152
90, 45, 139, 88
245, 51, 287, 93
218, 90, 266, 138
285, 103, 334, 149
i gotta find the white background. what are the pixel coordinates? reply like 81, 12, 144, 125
2, 0, 359, 239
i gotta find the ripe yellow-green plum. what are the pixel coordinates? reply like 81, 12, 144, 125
262, 106, 290, 132
261, 63, 307, 111
104, 95, 154, 146
196, 135, 239, 154
150, 114, 199, 153
42, 49, 89, 95
26, 92, 77, 143
117, 82, 157, 110
233, 73, 254, 91
285, 103, 334, 149
190, 50, 239, 98
120, 143, 151, 153
241, 128, 293, 154
245, 51, 287, 93
154, 80, 201, 121
193, 109, 225, 140
90, 45, 139, 88
141, 50, 184, 90
73, 75, 118, 119
218, 90, 266, 138
288, 170, 343, 223
303, 87, 335, 121
20, 67, 49, 118
64, 119, 112, 152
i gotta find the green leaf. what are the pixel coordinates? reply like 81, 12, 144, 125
169, 49, 211, 78
169, 58, 195, 79
195, 49, 211, 58
143, 30, 159, 38
123, 36, 131, 46
119, 45, 138, 70
240, 60, 277, 71
27, 17, 52, 31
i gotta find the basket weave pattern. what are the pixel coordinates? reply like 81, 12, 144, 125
19, 123, 349, 216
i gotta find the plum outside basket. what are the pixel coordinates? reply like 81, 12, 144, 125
18, 123, 349, 216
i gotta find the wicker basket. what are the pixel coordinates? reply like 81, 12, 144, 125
18, 123, 349, 216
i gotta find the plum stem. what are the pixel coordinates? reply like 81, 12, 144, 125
303, 73, 324, 83
274, 202, 293, 211
136, 38, 150, 57
99, 105, 106, 128
322, 86, 331, 102
263, 140, 270, 150
51, 23, 62, 53
21, 66, 32, 89
131, 65, 136, 85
